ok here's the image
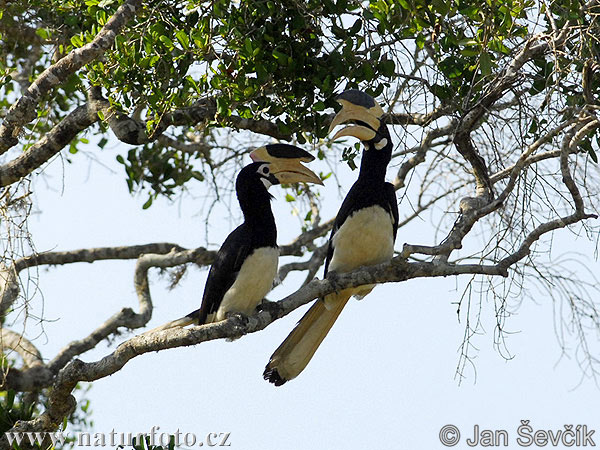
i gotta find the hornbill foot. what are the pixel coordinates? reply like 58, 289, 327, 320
225, 312, 249, 341
225, 311, 249, 327
256, 299, 282, 317
325, 270, 343, 294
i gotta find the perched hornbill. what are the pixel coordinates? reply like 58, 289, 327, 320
264, 90, 399, 385
146, 144, 322, 333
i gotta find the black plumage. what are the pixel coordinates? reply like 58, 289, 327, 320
264, 90, 398, 385
192, 162, 278, 324
323, 122, 399, 277
145, 145, 322, 334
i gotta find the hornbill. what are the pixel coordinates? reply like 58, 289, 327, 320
263, 90, 399, 385
145, 144, 322, 333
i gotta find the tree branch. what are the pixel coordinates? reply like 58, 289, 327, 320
0, 0, 143, 154
394, 121, 457, 189
0, 103, 102, 188
3, 256, 508, 398
0, 329, 43, 369
0, 243, 201, 320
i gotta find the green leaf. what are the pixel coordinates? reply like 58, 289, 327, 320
159, 35, 174, 50
430, 0, 450, 15
70, 34, 85, 48
489, 38, 511, 55
244, 37, 253, 54
348, 19, 362, 35
379, 59, 395, 77
272, 49, 289, 64
480, 52, 492, 76
36, 28, 51, 40
589, 147, 598, 164
175, 30, 189, 50
5, 390, 15, 410
216, 97, 230, 116
142, 196, 153, 209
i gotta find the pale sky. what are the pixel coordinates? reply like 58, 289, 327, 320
18, 133, 600, 450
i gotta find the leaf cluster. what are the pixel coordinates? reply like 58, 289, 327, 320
1, 0, 599, 200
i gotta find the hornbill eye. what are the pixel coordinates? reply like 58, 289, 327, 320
259, 164, 270, 176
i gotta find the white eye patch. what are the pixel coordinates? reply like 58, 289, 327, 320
374, 138, 388, 150
261, 178, 273, 189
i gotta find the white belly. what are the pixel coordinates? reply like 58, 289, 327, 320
214, 247, 279, 321
329, 205, 395, 273
326, 206, 394, 306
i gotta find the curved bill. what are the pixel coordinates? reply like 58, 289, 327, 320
331, 125, 376, 142
250, 145, 323, 185
327, 103, 381, 135
328, 93, 384, 142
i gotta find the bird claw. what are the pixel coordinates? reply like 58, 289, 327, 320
257, 299, 281, 317
325, 270, 342, 294
226, 311, 249, 327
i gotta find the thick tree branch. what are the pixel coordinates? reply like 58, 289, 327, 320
0, 329, 43, 369
14, 243, 191, 271
0, 330, 53, 393
2, 256, 508, 401
0, 243, 200, 319
1, 229, 339, 386
403, 115, 599, 261
0, 103, 102, 187
0, 0, 143, 154
562, 119, 600, 214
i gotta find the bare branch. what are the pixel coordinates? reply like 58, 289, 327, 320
0, 329, 43, 368
0, 255, 508, 403
0, 243, 202, 319
279, 218, 334, 256
0, 0, 143, 153
0, 103, 102, 187
562, 119, 600, 214
14, 243, 192, 271
277, 243, 328, 285
394, 121, 457, 189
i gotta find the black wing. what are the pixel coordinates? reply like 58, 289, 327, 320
197, 224, 252, 324
385, 182, 399, 242
323, 183, 362, 277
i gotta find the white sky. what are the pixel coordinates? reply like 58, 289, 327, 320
16, 132, 600, 450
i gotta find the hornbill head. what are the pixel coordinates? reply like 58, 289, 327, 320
328, 89, 389, 151
250, 143, 323, 185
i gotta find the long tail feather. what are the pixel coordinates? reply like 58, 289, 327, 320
142, 309, 200, 335
263, 290, 352, 385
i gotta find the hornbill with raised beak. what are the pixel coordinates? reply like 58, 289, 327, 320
264, 90, 398, 385
146, 144, 323, 333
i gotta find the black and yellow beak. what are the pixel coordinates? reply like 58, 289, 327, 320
328, 90, 385, 142
250, 144, 323, 185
